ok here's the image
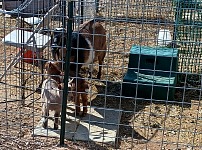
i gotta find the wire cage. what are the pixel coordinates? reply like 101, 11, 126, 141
175, 0, 202, 73
2, 0, 56, 17
0, 0, 202, 149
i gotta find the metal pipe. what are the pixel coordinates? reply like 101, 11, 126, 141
81, 0, 84, 23
96, 0, 99, 13
60, 1, 73, 146
61, 0, 67, 28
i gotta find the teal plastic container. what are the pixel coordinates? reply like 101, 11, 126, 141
122, 45, 179, 100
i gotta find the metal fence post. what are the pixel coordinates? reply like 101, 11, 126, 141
60, 0, 73, 146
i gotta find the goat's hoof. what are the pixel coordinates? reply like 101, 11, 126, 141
42, 122, 47, 129
35, 87, 41, 94
96, 75, 101, 79
76, 112, 80, 116
88, 75, 92, 79
54, 125, 58, 130
81, 112, 87, 117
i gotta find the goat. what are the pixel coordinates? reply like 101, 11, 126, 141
41, 77, 62, 130
51, 19, 107, 79
68, 74, 89, 117
51, 28, 66, 61
41, 61, 65, 130
44, 61, 63, 83
44, 61, 89, 117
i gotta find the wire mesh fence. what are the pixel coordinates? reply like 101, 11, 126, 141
0, 0, 202, 149
175, 0, 202, 73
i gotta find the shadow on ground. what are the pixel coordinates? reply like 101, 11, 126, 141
89, 78, 194, 148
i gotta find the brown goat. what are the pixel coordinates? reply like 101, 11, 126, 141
79, 19, 107, 79
68, 75, 89, 117
44, 61, 62, 83
44, 61, 89, 117
51, 19, 107, 79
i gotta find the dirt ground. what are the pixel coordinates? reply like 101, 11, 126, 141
0, 0, 202, 149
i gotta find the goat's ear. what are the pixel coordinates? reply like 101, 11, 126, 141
49, 62, 54, 69
84, 23, 90, 31
44, 62, 50, 69
59, 83, 64, 90
58, 84, 61, 90
85, 22, 93, 31
89, 21, 94, 30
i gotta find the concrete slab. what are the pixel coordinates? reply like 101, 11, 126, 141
74, 107, 122, 144
33, 105, 122, 145
32, 104, 79, 139
33, 117, 77, 139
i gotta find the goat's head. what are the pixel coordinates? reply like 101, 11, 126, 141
44, 61, 62, 76
51, 28, 67, 61
67, 76, 89, 102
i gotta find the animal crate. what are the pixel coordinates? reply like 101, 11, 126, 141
122, 45, 179, 101
3, 0, 55, 13
2, 0, 21, 10
174, 0, 202, 73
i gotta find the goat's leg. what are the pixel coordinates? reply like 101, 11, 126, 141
97, 53, 106, 79
75, 94, 81, 116
88, 64, 93, 78
51, 48, 59, 61
42, 105, 49, 129
54, 111, 60, 130
81, 93, 88, 117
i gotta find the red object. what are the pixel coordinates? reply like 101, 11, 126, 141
23, 50, 37, 64
19, 49, 37, 64
18, 49, 42, 64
